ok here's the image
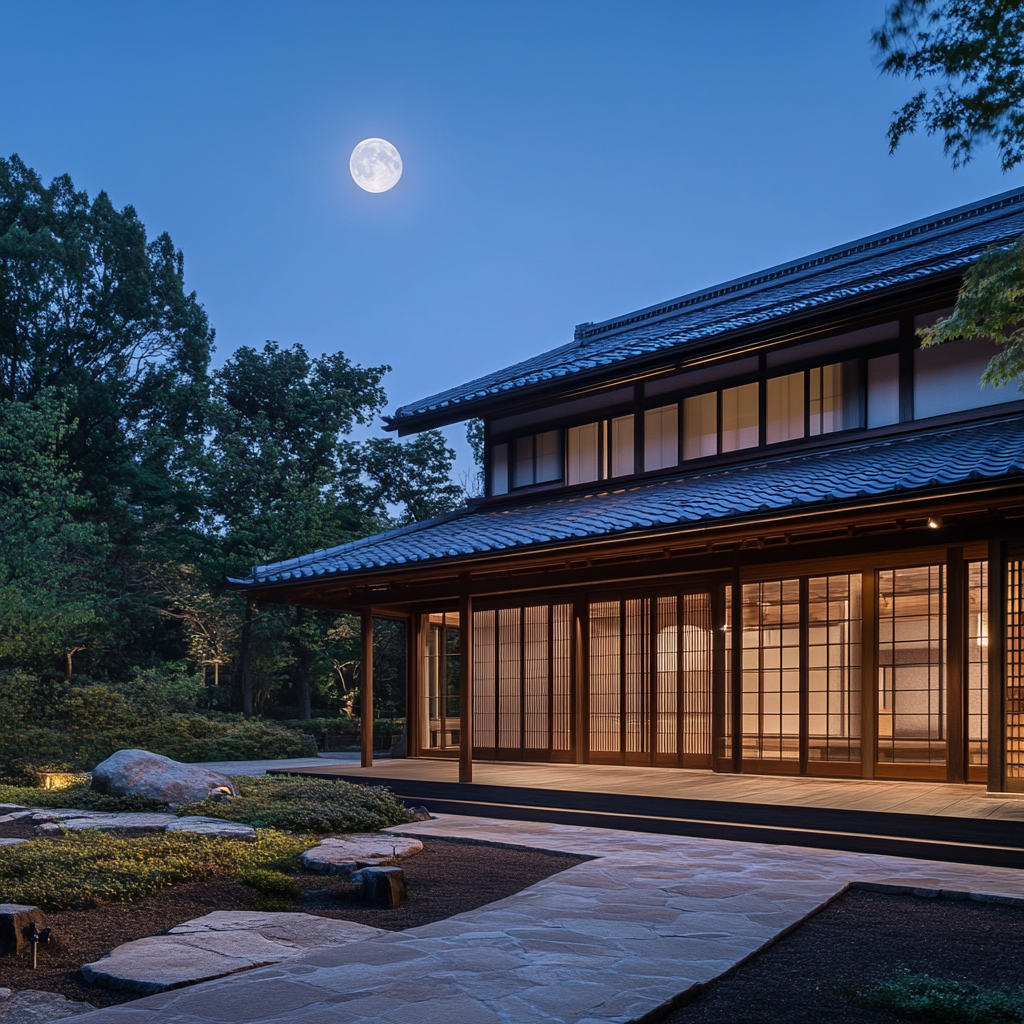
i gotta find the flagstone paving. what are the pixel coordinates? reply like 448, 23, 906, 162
70, 814, 1023, 1024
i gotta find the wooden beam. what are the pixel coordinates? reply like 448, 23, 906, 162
361, 610, 373, 769
459, 591, 473, 784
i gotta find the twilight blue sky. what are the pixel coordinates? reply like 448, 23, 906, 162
0, 1, 1014, 473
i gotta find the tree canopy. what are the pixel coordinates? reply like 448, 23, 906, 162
873, 0, 1024, 387
0, 154, 464, 723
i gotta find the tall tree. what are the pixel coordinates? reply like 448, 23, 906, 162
873, 1, 1024, 387
0, 388, 108, 673
207, 341, 389, 717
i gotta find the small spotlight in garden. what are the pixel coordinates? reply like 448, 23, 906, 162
29, 922, 52, 969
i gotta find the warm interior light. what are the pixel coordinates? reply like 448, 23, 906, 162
978, 612, 989, 648
927, 517, 941, 529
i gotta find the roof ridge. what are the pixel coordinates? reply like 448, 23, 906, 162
389, 187, 1024, 428
572, 187, 1024, 344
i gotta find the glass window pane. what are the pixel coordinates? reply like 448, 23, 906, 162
589, 601, 621, 752
513, 435, 534, 488
567, 422, 599, 485
806, 574, 861, 762
535, 429, 562, 483
867, 353, 900, 428
877, 565, 946, 765
766, 371, 804, 444
742, 579, 801, 760
721, 382, 759, 451
490, 443, 508, 496
683, 392, 717, 461
810, 361, 860, 436
967, 561, 988, 766
610, 415, 634, 478
644, 404, 679, 471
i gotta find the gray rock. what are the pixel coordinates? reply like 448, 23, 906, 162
32, 824, 60, 836
0, 905, 48, 958
0, 812, 34, 824
405, 805, 431, 822
90, 750, 238, 806
82, 912, 384, 993
0, 839, 27, 847
300, 834, 423, 875
0, 990, 93, 1022
0, 988, 9, 998
354, 866, 406, 908
165, 817, 255, 839
28, 814, 56, 823
0, 804, 26, 812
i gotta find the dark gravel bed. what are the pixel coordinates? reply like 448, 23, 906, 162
0, 834, 586, 1009
664, 887, 1024, 1024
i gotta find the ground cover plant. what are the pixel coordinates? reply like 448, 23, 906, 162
177, 775, 410, 833
0, 829, 314, 910
0, 782, 165, 813
858, 969, 1024, 1024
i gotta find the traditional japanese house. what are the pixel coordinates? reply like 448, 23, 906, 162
231, 189, 1024, 793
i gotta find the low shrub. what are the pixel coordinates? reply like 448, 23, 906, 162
0, 782, 168, 812
0, 668, 317, 771
178, 776, 409, 833
0, 829, 314, 910
858, 970, 1024, 1023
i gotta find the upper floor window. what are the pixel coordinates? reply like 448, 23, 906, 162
514, 429, 561, 489
644, 405, 678, 471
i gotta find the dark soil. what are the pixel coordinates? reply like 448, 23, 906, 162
665, 887, 1024, 1024
0, 819, 38, 840
0, 834, 586, 1009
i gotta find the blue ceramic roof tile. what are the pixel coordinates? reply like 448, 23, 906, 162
235, 416, 1023, 587
388, 188, 1024, 429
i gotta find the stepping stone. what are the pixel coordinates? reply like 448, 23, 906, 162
56, 812, 179, 831
301, 834, 423, 875
0, 839, 27, 848
81, 912, 384, 993
165, 817, 255, 839
0, 989, 93, 1021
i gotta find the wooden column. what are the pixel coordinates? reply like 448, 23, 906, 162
731, 569, 743, 773
361, 610, 373, 769
946, 548, 966, 784
459, 592, 474, 784
861, 568, 877, 779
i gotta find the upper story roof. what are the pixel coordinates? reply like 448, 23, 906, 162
385, 187, 1024, 434
234, 412, 1023, 588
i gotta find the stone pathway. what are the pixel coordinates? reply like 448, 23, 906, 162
81, 912, 384, 995
0, 989, 93, 1022
68, 813, 1023, 1024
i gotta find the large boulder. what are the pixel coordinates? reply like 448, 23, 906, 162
90, 750, 238, 807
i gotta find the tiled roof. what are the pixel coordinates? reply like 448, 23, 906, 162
387, 188, 1024, 430
234, 415, 1023, 587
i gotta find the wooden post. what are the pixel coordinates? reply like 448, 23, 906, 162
459, 592, 474, 784
861, 568, 878, 780
361, 609, 373, 769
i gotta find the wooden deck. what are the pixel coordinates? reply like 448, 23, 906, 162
272, 758, 1024, 867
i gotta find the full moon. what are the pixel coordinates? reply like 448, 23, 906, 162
349, 138, 403, 193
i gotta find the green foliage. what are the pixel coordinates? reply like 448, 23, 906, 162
0, 829, 314, 910
858, 969, 1024, 1023
178, 775, 409, 834
0, 666, 315, 770
918, 235, 1024, 389
0, 389, 108, 668
873, 1, 1024, 172
873, 3, 1024, 388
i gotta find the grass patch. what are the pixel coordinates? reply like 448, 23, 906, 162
0, 829, 315, 910
176, 776, 409, 834
858, 970, 1024, 1023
